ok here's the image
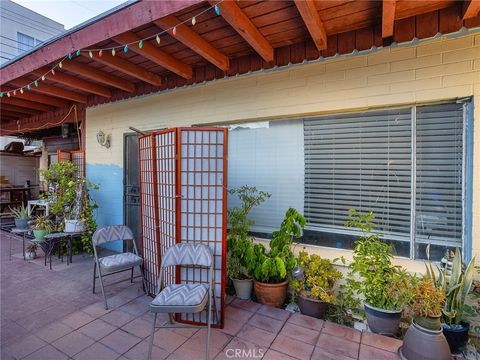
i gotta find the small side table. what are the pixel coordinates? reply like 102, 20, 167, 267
11, 228, 30, 261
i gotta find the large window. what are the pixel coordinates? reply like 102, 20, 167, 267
17, 32, 34, 53
304, 102, 469, 260
227, 100, 471, 261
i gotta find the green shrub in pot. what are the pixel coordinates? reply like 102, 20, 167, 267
408, 276, 445, 330
32, 215, 52, 241
343, 209, 411, 335
291, 251, 342, 318
251, 208, 306, 308
226, 186, 270, 300
426, 248, 475, 353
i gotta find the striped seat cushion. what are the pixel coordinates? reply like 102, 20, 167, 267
151, 284, 208, 307
99, 252, 142, 270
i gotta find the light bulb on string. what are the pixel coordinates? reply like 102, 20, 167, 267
124, 44, 128, 53
41, 75, 45, 81
192, 17, 196, 25
20, 88, 24, 94
34, 81, 38, 87
89, 51, 93, 58
139, 40, 143, 49
13, 90, 16, 96
7, 92, 10, 97
0, 92, 3, 98
51, 69, 55, 75
99, 50, 103, 57
214, 4, 220, 15
68, 53, 72, 60
172, 27, 177, 36
112, 48, 116, 56
76, 50, 80, 56
59, 61, 63, 68
156, 35, 161, 44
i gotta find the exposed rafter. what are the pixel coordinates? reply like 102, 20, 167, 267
154, 16, 230, 71
113, 32, 193, 79
61, 61, 135, 93
382, 0, 397, 38
1, 97, 55, 112
294, 0, 327, 51
1, 110, 23, 119
10, 79, 88, 103
33, 67, 111, 98
82, 52, 162, 86
209, 0, 274, 62
463, 0, 480, 19
2, 104, 40, 115
1, 88, 70, 108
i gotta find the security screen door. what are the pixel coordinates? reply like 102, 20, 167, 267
138, 127, 227, 327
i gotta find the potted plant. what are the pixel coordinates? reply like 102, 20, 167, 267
251, 208, 306, 308
227, 186, 271, 300
400, 276, 451, 360
64, 179, 86, 233
291, 251, 342, 318
426, 248, 475, 353
344, 209, 411, 336
9, 204, 30, 229
25, 243, 37, 260
32, 215, 52, 241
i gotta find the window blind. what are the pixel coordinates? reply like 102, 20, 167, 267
228, 120, 304, 233
304, 109, 412, 240
415, 103, 463, 248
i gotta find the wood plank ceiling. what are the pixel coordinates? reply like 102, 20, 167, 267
1, 0, 479, 135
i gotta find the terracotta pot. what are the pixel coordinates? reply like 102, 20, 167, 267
414, 315, 441, 331
297, 294, 327, 319
253, 280, 288, 308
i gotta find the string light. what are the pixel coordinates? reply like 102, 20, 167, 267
4, 1, 225, 96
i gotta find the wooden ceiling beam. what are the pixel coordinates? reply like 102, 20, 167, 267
1, 88, 70, 108
464, 0, 480, 19
154, 15, 230, 71
10, 79, 88, 103
32, 67, 112, 98
382, 0, 397, 38
113, 32, 192, 79
1, 110, 23, 118
83, 52, 162, 86
1, 97, 55, 112
294, 0, 327, 51
2, 104, 40, 115
209, 0, 274, 62
61, 61, 135, 93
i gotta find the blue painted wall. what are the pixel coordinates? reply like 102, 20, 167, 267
86, 163, 124, 251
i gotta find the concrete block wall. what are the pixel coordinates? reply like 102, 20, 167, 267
86, 32, 480, 269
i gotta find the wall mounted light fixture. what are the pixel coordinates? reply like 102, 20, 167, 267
96, 130, 111, 148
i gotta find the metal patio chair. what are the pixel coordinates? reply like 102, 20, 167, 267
148, 243, 215, 360
91, 225, 147, 309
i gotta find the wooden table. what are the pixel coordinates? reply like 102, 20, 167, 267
0, 186, 36, 214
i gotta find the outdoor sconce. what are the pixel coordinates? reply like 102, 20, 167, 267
96, 130, 111, 148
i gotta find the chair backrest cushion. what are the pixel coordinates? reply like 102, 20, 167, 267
161, 243, 212, 267
92, 225, 134, 246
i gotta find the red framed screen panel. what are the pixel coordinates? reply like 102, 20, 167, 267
138, 127, 227, 328
57, 149, 85, 178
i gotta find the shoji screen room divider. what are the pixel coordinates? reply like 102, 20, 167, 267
138, 127, 227, 327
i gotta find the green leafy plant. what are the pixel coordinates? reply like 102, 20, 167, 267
343, 209, 411, 311
80, 182, 99, 255
32, 215, 52, 232
9, 203, 29, 219
251, 208, 306, 283
227, 186, 270, 280
291, 251, 342, 304
426, 248, 475, 326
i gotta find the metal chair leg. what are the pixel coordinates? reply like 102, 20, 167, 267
92, 262, 97, 293
97, 266, 109, 310
147, 312, 157, 360
140, 264, 148, 295
130, 267, 134, 283
205, 296, 212, 360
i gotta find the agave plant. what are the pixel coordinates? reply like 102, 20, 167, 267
426, 248, 475, 326
9, 204, 29, 219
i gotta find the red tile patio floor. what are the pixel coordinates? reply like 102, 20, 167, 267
1, 231, 402, 359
